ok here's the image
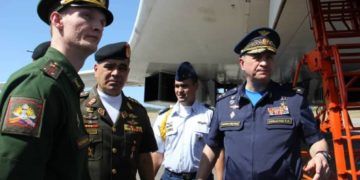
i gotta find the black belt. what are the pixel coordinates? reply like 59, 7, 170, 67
165, 168, 197, 180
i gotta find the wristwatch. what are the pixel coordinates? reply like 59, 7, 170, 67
316, 151, 332, 163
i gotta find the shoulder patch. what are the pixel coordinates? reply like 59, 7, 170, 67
293, 87, 304, 95
1, 97, 45, 138
42, 60, 63, 79
158, 107, 171, 115
216, 87, 237, 101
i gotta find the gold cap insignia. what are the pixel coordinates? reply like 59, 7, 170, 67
258, 30, 270, 36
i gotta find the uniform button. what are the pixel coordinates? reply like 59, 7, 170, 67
112, 169, 117, 175
112, 148, 117, 154
112, 127, 116, 132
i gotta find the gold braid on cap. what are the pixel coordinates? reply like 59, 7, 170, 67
60, 0, 106, 9
240, 38, 276, 54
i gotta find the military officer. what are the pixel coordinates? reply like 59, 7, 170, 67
32, 41, 50, 61
151, 62, 224, 180
80, 42, 158, 180
0, 0, 113, 179
196, 27, 331, 180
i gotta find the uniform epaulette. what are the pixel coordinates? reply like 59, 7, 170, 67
204, 103, 214, 111
41, 60, 63, 79
158, 107, 171, 115
80, 91, 89, 98
293, 87, 304, 95
216, 87, 237, 101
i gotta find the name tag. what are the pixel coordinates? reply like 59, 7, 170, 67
220, 121, 241, 128
267, 118, 293, 125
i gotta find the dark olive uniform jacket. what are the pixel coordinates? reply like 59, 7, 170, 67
80, 87, 158, 180
0, 47, 90, 180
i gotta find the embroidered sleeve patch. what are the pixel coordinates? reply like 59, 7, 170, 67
1, 97, 45, 138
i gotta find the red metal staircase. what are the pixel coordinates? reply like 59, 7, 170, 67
292, 0, 360, 179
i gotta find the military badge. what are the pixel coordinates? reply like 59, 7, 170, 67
1, 97, 44, 138
124, 124, 143, 133
83, 112, 98, 120
86, 107, 94, 113
258, 30, 270, 36
165, 122, 173, 132
42, 61, 63, 79
97, 108, 105, 116
229, 100, 235, 105
87, 98, 97, 106
84, 124, 99, 128
84, 119, 98, 125
121, 111, 128, 119
127, 119, 139, 125
267, 103, 289, 116
128, 113, 138, 119
86, 128, 98, 135
230, 111, 235, 119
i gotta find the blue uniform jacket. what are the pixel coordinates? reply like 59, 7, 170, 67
206, 81, 323, 180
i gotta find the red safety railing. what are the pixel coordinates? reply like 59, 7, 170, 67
292, 0, 360, 179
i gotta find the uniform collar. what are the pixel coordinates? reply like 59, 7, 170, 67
236, 81, 275, 107
44, 47, 85, 93
87, 87, 131, 125
172, 100, 200, 117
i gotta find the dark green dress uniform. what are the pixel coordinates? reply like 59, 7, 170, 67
80, 88, 158, 180
0, 47, 90, 180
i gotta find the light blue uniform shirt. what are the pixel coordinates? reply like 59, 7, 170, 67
245, 89, 264, 106
152, 101, 213, 173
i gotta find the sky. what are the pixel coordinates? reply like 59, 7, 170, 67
0, 1, 162, 109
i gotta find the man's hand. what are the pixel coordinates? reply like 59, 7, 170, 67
303, 152, 330, 180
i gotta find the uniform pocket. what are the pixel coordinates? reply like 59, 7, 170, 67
193, 125, 209, 160
164, 128, 178, 150
88, 129, 103, 161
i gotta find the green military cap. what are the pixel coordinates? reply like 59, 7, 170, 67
37, 0, 113, 26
